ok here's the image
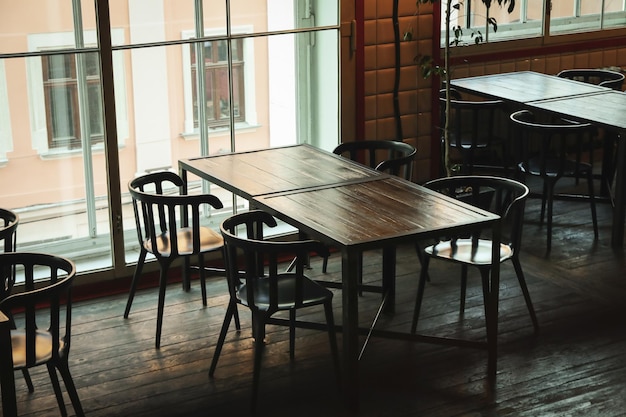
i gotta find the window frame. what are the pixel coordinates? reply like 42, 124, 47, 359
0, 60, 12, 163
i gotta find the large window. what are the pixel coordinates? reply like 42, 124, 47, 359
442, 0, 626, 47
0, 0, 340, 283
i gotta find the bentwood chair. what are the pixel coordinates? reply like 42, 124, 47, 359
209, 210, 339, 411
0, 208, 35, 393
412, 176, 539, 334
510, 109, 599, 251
332, 139, 416, 180
125, 171, 227, 348
556, 68, 625, 197
440, 88, 510, 175
0, 252, 85, 417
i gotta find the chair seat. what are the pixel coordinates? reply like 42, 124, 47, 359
523, 158, 592, 178
144, 226, 223, 256
425, 238, 513, 265
448, 133, 490, 150
238, 274, 332, 311
10, 329, 64, 368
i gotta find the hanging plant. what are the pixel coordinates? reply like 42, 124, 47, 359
408, 0, 515, 176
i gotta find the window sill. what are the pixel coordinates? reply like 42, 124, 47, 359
39, 143, 124, 160
180, 121, 260, 140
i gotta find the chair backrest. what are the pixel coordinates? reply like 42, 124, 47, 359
423, 175, 529, 251
0, 252, 76, 367
220, 210, 328, 313
0, 208, 19, 299
0, 209, 18, 254
509, 109, 596, 179
128, 171, 224, 260
440, 88, 507, 173
333, 140, 416, 180
556, 68, 625, 91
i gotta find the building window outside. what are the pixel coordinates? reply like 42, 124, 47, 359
27, 30, 127, 156
42, 52, 104, 149
190, 39, 245, 129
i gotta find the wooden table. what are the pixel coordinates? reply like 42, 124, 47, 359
451, 70, 607, 104
179, 144, 384, 200
179, 145, 502, 411
451, 71, 626, 246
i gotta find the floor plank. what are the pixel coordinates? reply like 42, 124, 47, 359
10, 187, 626, 417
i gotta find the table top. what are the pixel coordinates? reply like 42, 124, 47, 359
529, 89, 626, 131
253, 175, 499, 250
451, 71, 608, 104
179, 144, 383, 200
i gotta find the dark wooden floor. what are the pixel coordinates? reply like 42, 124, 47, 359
11, 177, 626, 417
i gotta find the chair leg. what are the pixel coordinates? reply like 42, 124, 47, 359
324, 300, 341, 389
511, 257, 540, 332
545, 182, 555, 251
540, 182, 548, 226
479, 268, 490, 321
209, 300, 237, 376
56, 361, 85, 417
411, 255, 430, 334
46, 363, 68, 417
124, 248, 147, 318
460, 264, 469, 313
289, 309, 296, 360
198, 253, 207, 306
22, 369, 34, 393
414, 242, 430, 282
155, 262, 171, 349
250, 314, 267, 412
587, 170, 599, 239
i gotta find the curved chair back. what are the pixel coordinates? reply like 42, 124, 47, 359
129, 171, 224, 261
424, 175, 529, 251
0, 208, 19, 300
333, 140, 416, 180
440, 88, 507, 174
0, 252, 84, 416
0, 209, 18, 254
510, 109, 599, 250
220, 210, 329, 313
557, 68, 625, 91
509, 109, 596, 180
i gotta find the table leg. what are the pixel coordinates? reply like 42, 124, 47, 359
486, 221, 501, 378
342, 249, 360, 411
381, 246, 396, 313
178, 167, 191, 290
611, 131, 626, 247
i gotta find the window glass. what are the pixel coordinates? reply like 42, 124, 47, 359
441, 0, 626, 47
0, 0, 96, 54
